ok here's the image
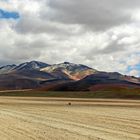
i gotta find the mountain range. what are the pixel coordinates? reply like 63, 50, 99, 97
0, 61, 140, 91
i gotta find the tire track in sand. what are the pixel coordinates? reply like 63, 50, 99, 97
0, 108, 140, 140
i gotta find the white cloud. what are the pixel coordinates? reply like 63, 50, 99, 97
0, 0, 140, 76
129, 69, 139, 77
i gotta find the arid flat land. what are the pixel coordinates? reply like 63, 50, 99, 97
0, 97, 140, 140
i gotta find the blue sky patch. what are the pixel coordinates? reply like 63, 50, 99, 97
127, 64, 140, 76
132, 64, 140, 71
0, 9, 19, 19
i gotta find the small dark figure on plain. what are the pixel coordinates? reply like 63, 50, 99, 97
68, 102, 71, 106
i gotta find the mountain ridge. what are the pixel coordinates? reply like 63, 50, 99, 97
0, 60, 139, 91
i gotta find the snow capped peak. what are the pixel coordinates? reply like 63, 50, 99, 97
0, 61, 51, 73
14, 61, 50, 71
41, 62, 95, 73
0, 61, 97, 81
0, 64, 16, 74
40, 62, 97, 80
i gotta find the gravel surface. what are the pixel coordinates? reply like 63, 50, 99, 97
0, 97, 139, 140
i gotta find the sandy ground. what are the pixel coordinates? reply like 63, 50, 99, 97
0, 97, 139, 140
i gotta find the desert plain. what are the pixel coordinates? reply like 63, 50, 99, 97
0, 97, 139, 140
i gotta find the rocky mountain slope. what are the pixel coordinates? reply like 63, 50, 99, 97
0, 61, 139, 90
40, 62, 97, 80
48, 72, 140, 91
0, 61, 49, 74
0, 61, 96, 90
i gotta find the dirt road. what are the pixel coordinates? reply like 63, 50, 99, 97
0, 97, 139, 140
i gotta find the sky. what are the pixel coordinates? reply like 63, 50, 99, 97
0, 0, 140, 76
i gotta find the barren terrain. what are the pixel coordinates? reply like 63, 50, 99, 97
0, 97, 140, 140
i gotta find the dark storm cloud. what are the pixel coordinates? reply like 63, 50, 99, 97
47, 0, 140, 31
